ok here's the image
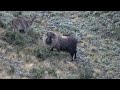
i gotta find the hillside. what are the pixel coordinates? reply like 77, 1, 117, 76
0, 11, 120, 79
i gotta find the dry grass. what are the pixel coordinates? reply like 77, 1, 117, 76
0, 11, 120, 79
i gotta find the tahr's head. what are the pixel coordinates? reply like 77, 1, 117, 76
45, 31, 57, 45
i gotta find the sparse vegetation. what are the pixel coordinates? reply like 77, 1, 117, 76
0, 11, 120, 79
1, 31, 25, 46
30, 66, 57, 79
78, 65, 93, 79
8, 65, 15, 75
30, 67, 46, 79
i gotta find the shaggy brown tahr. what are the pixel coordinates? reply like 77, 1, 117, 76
43, 31, 78, 61
11, 15, 37, 33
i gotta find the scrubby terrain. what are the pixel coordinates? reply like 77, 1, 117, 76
0, 11, 120, 79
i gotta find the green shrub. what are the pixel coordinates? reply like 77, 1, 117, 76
0, 21, 6, 29
30, 67, 57, 79
110, 28, 120, 41
47, 68, 57, 77
33, 47, 51, 60
1, 31, 25, 46
8, 65, 15, 75
30, 68, 45, 79
33, 46, 60, 61
78, 63, 94, 79
25, 29, 40, 44
1, 29, 41, 47
33, 48, 44, 60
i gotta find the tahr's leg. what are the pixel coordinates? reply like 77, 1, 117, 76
74, 51, 77, 59
70, 53, 74, 62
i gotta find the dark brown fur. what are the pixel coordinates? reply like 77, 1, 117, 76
43, 31, 77, 61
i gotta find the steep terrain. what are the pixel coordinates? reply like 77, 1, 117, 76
0, 11, 120, 79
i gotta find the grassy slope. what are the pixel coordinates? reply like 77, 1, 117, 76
0, 11, 120, 79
